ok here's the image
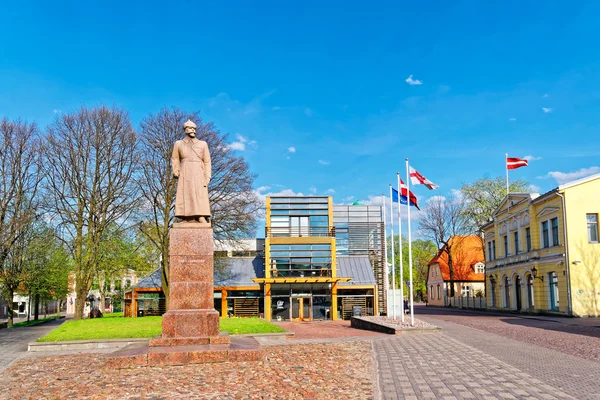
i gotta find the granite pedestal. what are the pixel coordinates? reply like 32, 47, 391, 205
107, 223, 263, 368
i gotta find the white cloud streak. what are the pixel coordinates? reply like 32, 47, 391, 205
229, 134, 257, 151
523, 155, 542, 161
405, 75, 423, 86
287, 146, 296, 153
547, 166, 600, 184
542, 107, 553, 113
318, 160, 330, 165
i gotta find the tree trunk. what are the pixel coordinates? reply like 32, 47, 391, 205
448, 249, 455, 298
7, 289, 14, 327
34, 294, 40, 321
27, 292, 31, 322
74, 287, 87, 320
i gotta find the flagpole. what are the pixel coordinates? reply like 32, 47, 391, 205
382, 193, 390, 317
506, 153, 509, 196
397, 173, 405, 323
405, 159, 414, 326
388, 185, 397, 319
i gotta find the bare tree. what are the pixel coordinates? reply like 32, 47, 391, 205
138, 107, 261, 306
418, 196, 471, 297
44, 106, 140, 320
460, 177, 530, 231
0, 118, 42, 327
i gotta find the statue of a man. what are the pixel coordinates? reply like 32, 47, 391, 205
171, 119, 211, 223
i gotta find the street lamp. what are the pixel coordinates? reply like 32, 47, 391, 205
531, 267, 544, 281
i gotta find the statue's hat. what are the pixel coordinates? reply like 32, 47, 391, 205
183, 119, 197, 129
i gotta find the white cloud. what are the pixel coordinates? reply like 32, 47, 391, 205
363, 194, 422, 222
450, 189, 463, 200
286, 156, 290, 160
318, 160, 330, 165
405, 75, 423, 86
543, 93, 549, 98
326, 188, 335, 194
304, 108, 313, 117
287, 146, 296, 153
509, 117, 516, 121
229, 134, 257, 151
542, 107, 553, 113
309, 186, 317, 194
53, 109, 61, 114
547, 166, 600, 184
528, 184, 541, 193
253, 187, 305, 204
523, 155, 542, 161
344, 195, 355, 202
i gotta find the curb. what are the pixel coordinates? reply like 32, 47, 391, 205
29, 338, 150, 352
28, 332, 294, 352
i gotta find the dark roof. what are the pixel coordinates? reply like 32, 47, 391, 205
134, 268, 162, 289
214, 257, 264, 287
337, 255, 376, 286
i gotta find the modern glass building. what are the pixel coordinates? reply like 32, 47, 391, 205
127, 196, 385, 322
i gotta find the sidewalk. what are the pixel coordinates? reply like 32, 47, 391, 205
420, 303, 600, 327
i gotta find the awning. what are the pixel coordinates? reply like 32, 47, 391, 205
252, 277, 352, 284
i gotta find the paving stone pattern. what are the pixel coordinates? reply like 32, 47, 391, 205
416, 311, 600, 400
375, 334, 577, 400
0, 318, 65, 372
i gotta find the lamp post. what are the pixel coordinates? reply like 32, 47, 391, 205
531, 267, 544, 282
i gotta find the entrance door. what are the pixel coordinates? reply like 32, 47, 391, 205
515, 276, 522, 311
291, 297, 312, 321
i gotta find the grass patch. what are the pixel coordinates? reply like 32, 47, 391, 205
38, 315, 285, 342
220, 318, 286, 335
12, 314, 62, 328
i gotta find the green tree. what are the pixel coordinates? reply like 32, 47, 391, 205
44, 106, 140, 320
0, 118, 42, 327
22, 224, 71, 320
460, 177, 530, 231
388, 235, 437, 300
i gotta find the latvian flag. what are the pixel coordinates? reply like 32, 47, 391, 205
409, 166, 439, 190
507, 157, 528, 170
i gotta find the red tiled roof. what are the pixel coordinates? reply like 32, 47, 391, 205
428, 236, 485, 281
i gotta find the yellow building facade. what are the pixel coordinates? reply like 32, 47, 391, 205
483, 174, 600, 316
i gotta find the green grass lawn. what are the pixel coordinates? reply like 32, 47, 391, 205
38, 315, 285, 342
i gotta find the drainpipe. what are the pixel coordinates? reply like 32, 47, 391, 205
556, 192, 573, 316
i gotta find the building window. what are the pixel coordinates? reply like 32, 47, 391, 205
437, 284, 441, 300
503, 235, 508, 257
429, 285, 433, 300
487, 241, 493, 261
541, 221, 549, 248
474, 263, 484, 274
490, 279, 496, 307
526, 227, 531, 252
492, 240, 496, 259
549, 271, 559, 311
551, 217, 559, 246
461, 285, 471, 297
504, 277, 510, 308
587, 214, 599, 243
513, 232, 519, 254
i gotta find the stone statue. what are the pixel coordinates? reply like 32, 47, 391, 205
171, 120, 211, 223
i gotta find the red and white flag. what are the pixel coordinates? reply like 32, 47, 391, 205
409, 166, 439, 190
507, 157, 528, 170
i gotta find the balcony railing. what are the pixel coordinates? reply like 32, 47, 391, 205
269, 267, 332, 278
265, 226, 336, 237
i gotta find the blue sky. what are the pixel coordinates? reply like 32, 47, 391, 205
2, 1, 600, 236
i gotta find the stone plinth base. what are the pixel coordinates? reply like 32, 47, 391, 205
161, 309, 220, 338
105, 337, 264, 369
149, 332, 231, 347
